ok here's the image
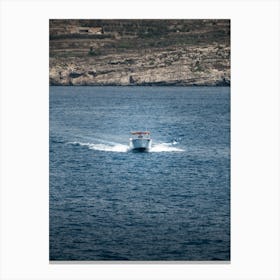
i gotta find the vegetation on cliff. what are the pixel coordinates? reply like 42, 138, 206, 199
49, 19, 230, 86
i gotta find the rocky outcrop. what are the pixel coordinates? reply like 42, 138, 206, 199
49, 44, 230, 86
49, 19, 230, 86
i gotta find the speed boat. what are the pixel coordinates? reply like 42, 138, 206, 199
129, 131, 152, 152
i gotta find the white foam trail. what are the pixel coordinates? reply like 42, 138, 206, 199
88, 143, 129, 152
69, 142, 129, 153
150, 142, 184, 152
69, 141, 184, 153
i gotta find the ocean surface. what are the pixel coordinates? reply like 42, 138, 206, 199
49, 86, 230, 261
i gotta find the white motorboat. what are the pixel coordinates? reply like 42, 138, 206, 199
129, 131, 152, 152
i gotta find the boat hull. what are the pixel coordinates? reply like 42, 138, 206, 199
130, 138, 152, 152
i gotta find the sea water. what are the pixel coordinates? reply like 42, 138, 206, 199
49, 86, 230, 261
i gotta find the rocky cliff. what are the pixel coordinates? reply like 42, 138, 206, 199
49, 20, 230, 86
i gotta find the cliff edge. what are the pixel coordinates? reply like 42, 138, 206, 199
49, 20, 230, 86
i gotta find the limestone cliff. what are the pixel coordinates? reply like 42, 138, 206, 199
49, 20, 230, 86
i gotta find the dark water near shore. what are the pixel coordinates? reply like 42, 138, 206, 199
49, 86, 230, 261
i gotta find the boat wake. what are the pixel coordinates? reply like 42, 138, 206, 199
70, 142, 129, 152
150, 142, 184, 152
69, 141, 184, 153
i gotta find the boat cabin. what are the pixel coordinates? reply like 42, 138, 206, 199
130, 131, 151, 139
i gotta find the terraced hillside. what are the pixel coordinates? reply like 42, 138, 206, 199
49, 19, 230, 86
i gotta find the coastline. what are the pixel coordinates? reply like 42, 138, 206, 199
49, 82, 230, 87
50, 20, 230, 88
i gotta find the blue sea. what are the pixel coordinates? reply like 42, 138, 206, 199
49, 86, 230, 261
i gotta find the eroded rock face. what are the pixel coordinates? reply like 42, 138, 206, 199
49, 44, 230, 86
50, 20, 230, 86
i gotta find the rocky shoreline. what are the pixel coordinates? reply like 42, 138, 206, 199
50, 20, 230, 86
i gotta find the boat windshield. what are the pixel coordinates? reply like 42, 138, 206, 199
131, 131, 150, 139
131, 131, 150, 135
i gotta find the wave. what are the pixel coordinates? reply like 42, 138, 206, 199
69, 141, 184, 153
69, 142, 129, 152
150, 142, 184, 152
